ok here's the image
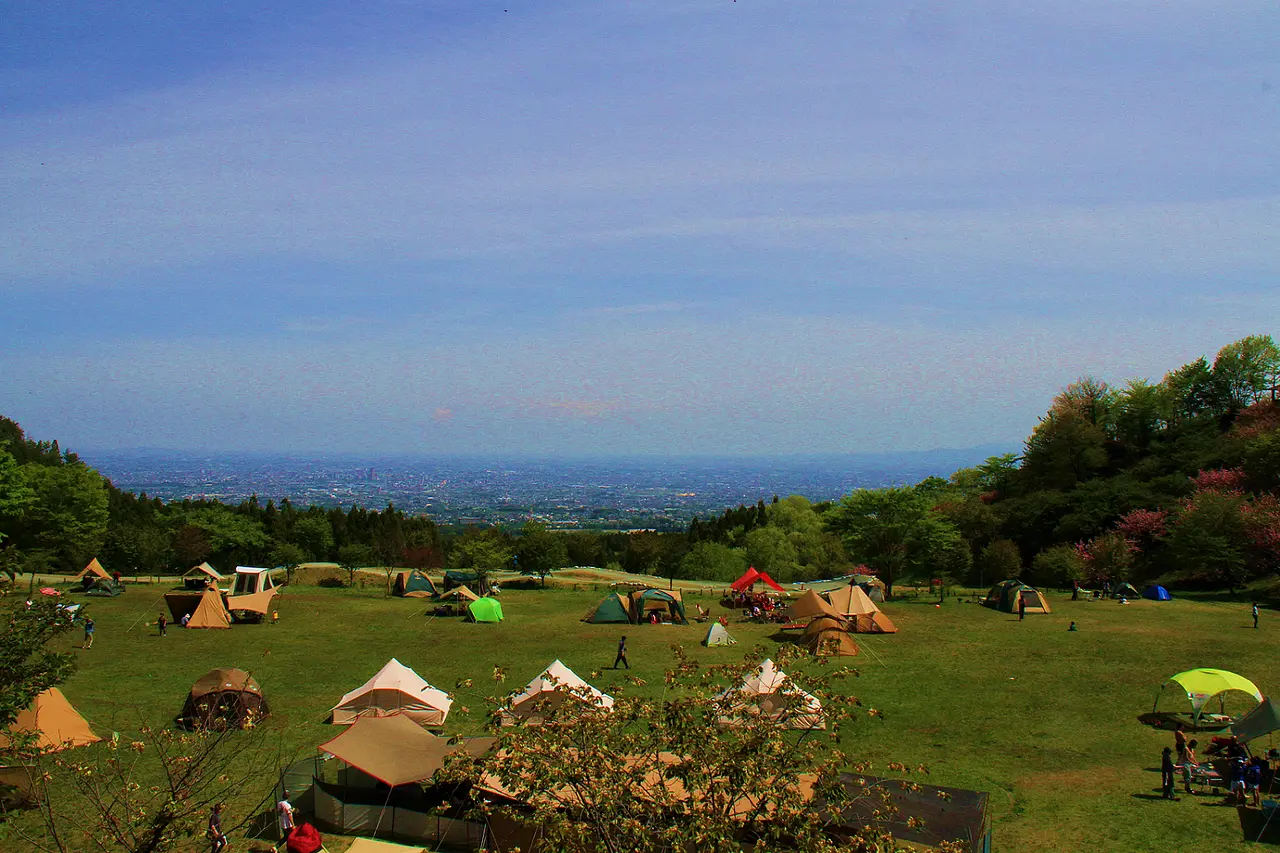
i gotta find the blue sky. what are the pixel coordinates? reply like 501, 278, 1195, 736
2, 1, 1277, 455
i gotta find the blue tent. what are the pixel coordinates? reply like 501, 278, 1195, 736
1143, 584, 1172, 601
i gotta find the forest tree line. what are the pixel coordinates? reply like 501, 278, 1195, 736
2, 334, 1279, 596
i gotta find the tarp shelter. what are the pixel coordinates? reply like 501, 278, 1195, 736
702, 623, 737, 647
320, 714, 493, 787
789, 589, 843, 622
84, 577, 124, 597
183, 562, 223, 590
852, 574, 886, 602
333, 660, 452, 726
1231, 696, 1280, 744
982, 580, 1051, 614
227, 586, 279, 616
803, 616, 859, 657
824, 774, 991, 853
825, 585, 898, 634
178, 668, 269, 729
1155, 668, 1262, 724
73, 558, 110, 582
443, 570, 479, 591
438, 585, 479, 603
717, 659, 824, 730
1142, 584, 1172, 601
0, 688, 100, 752
630, 588, 687, 624
186, 586, 232, 629
232, 566, 276, 596
730, 567, 784, 593
1114, 582, 1141, 599
501, 660, 614, 726
583, 592, 635, 624
468, 597, 504, 623
393, 570, 438, 598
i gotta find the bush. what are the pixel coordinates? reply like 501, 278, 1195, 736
317, 576, 346, 589
1031, 544, 1086, 588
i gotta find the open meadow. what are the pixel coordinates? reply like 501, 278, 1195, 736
25, 580, 1279, 853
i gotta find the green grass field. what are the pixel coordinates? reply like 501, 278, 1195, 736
28, 582, 1279, 852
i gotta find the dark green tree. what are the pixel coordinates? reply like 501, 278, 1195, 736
515, 520, 568, 587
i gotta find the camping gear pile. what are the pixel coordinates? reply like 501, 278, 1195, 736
582, 588, 688, 625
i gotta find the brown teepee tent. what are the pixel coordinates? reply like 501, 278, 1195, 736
789, 589, 843, 622
0, 688, 100, 752
185, 586, 231, 629
803, 616, 859, 657
825, 584, 898, 634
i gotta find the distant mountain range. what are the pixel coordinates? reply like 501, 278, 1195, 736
82, 444, 1018, 530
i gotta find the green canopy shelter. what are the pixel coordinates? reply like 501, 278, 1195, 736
469, 597, 504, 623
1156, 668, 1262, 725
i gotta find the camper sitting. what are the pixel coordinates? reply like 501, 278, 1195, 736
695, 604, 710, 622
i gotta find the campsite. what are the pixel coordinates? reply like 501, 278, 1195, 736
6, 573, 1278, 853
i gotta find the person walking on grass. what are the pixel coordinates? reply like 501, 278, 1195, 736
1253, 602, 1260, 629
1018, 593, 1026, 622
157, 613, 167, 637
209, 803, 228, 853
1161, 747, 1177, 800
82, 617, 95, 649
614, 635, 629, 670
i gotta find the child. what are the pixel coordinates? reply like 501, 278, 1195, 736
1161, 747, 1177, 799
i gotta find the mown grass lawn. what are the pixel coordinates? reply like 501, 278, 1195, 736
30, 582, 1279, 852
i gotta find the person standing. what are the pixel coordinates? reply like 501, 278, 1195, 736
1174, 723, 1187, 764
82, 617, 95, 649
209, 803, 228, 853
277, 796, 295, 837
157, 613, 167, 637
1161, 747, 1177, 799
1182, 739, 1199, 794
1253, 603, 1260, 629
1018, 593, 1026, 622
614, 635, 629, 670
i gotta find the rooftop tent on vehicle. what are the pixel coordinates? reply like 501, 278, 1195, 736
232, 566, 276, 596
393, 569, 438, 598
982, 579, 1051, 614
468, 597, 504, 623
583, 592, 635, 624
1142, 584, 1172, 601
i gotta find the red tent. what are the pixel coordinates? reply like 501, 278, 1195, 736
730, 567, 784, 593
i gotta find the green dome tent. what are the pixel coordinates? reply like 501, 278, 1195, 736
468, 597, 504, 623
982, 580, 1051, 614
583, 592, 635, 624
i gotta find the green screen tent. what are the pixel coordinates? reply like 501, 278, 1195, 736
469, 597, 504, 623
583, 593, 635, 624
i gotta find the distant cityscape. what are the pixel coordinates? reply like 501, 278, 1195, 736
84, 447, 1014, 531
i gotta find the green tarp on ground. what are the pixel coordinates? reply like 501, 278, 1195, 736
469, 597, 503, 623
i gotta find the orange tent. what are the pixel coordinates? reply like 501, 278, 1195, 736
825, 584, 898, 634
186, 586, 231, 629
73, 558, 110, 582
0, 688, 100, 752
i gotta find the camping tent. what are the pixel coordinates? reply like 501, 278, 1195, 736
851, 573, 886, 600
501, 660, 614, 726
0, 688, 100, 752
84, 577, 124, 597
1113, 582, 1141, 599
717, 659, 824, 729
629, 588, 687, 624
825, 585, 898, 634
803, 616, 859, 657
331, 659, 452, 726
232, 566, 276, 596
186, 586, 232, 629
227, 586, 279, 616
73, 558, 110, 583
1142, 585, 1172, 601
702, 623, 737, 647
982, 580, 1051, 614
1155, 668, 1262, 724
439, 585, 479, 603
1231, 696, 1280, 743
730, 567, 784, 593
789, 589, 843, 622
178, 668, 269, 729
583, 592, 635, 624
319, 714, 490, 787
393, 570, 438, 598
183, 562, 223, 590
468, 597, 504, 623
444, 570, 480, 591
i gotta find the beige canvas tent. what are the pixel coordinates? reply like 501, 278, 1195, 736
789, 589, 843, 622
185, 586, 231, 629
804, 616, 859, 657
717, 659, 824, 730
331, 659, 453, 726
501, 660, 614, 726
73, 558, 110, 582
345, 841, 428, 853
319, 714, 493, 787
825, 584, 898, 634
0, 688, 100, 752
226, 586, 279, 616
439, 585, 480, 603
182, 562, 223, 590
